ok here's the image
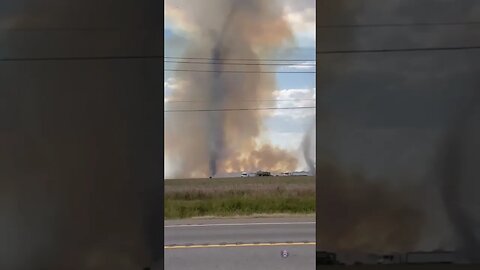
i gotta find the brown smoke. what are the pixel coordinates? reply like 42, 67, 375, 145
316, 162, 425, 253
165, 0, 299, 178
302, 121, 315, 174
223, 144, 298, 173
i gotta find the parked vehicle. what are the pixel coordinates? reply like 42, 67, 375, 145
290, 171, 310, 176
255, 171, 271, 177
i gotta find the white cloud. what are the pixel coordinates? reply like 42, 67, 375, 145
164, 77, 184, 97
267, 131, 304, 150
283, 4, 316, 42
164, 77, 177, 90
270, 88, 316, 119
274, 88, 314, 99
285, 61, 316, 70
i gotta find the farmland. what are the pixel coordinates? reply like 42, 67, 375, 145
165, 176, 315, 219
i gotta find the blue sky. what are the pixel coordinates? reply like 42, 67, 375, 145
164, 0, 315, 176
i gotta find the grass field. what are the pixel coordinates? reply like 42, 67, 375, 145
165, 176, 315, 219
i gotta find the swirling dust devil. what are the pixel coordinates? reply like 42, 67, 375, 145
207, 3, 238, 178
208, 46, 226, 177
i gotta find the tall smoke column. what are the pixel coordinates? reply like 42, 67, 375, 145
302, 121, 315, 174
439, 89, 480, 263
207, 3, 237, 176
165, 0, 298, 178
208, 47, 225, 176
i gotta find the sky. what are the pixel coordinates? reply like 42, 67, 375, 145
164, 0, 316, 177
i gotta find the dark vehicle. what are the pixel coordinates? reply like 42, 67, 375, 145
255, 171, 271, 176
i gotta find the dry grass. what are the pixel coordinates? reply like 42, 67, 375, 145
165, 176, 315, 219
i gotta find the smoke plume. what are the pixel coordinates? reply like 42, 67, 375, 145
316, 162, 426, 253
165, 0, 299, 178
302, 121, 315, 174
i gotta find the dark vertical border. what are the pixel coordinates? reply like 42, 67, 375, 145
315, 10, 320, 267
315, 1, 357, 267
315, 2, 320, 267
136, 0, 164, 268
0, 0, 165, 268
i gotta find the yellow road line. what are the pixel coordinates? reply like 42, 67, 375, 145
165, 242, 316, 249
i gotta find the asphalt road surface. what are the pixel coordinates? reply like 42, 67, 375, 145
163, 217, 315, 270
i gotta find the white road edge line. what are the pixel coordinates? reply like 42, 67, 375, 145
165, 242, 316, 249
165, 221, 315, 228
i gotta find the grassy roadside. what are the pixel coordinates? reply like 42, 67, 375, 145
165, 176, 315, 219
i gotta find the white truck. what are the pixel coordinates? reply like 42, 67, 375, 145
290, 171, 310, 176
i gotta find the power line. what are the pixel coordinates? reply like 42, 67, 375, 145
4, 45, 480, 62
164, 69, 315, 74
164, 106, 315, 112
166, 45, 480, 61
164, 60, 316, 66
317, 45, 480, 54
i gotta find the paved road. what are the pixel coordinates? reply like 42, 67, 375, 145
163, 217, 315, 270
